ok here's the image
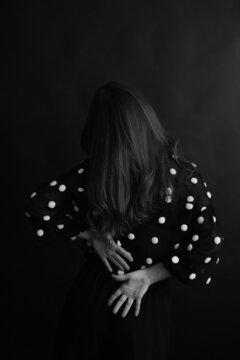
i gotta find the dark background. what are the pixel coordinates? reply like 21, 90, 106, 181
2, 0, 239, 359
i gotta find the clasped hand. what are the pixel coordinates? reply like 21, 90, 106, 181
78, 229, 151, 317
78, 229, 134, 272
108, 270, 150, 317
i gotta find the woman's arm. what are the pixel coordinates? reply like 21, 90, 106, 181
142, 261, 172, 285
24, 160, 89, 243
160, 168, 224, 286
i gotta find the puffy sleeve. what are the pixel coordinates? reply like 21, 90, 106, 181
24, 160, 90, 243
161, 168, 224, 286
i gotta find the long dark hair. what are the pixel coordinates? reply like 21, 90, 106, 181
80, 81, 192, 238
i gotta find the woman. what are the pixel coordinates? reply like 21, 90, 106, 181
24, 81, 224, 360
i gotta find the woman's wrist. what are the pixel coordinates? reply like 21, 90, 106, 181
142, 261, 172, 285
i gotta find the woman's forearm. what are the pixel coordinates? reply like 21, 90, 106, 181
143, 261, 172, 285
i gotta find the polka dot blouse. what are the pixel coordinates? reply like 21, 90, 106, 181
24, 155, 224, 287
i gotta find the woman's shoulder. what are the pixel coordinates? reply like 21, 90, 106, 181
56, 156, 90, 191
167, 153, 207, 201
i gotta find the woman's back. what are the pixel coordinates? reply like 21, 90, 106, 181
25, 150, 223, 286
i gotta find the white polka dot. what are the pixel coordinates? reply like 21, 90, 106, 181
141, 265, 146, 269
78, 187, 84, 192
128, 233, 135, 240
58, 184, 66, 192
191, 162, 197, 168
71, 236, 77, 240
166, 187, 172, 195
180, 224, 188, 231
192, 234, 199, 241
49, 180, 57, 186
201, 206, 207, 212
172, 256, 179, 264
117, 270, 125, 275
36, 229, 44, 236
189, 273, 196, 280
174, 243, 180, 249
187, 195, 194, 202
204, 257, 211, 264
151, 237, 159, 244
77, 168, 84, 174
25, 211, 31, 218
216, 257, 220, 264
170, 168, 177, 175
187, 244, 193, 251
146, 258, 153, 265
213, 216, 216, 223
214, 236, 221, 245
57, 224, 64, 229
206, 277, 211, 285
165, 196, 172, 203
158, 216, 166, 224
186, 203, 193, 210
48, 201, 56, 208
190, 177, 198, 184
73, 205, 79, 212
197, 216, 205, 224
204, 182, 207, 187
30, 192, 36, 198
117, 240, 122, 246
206, 191, 212, 199
43, 215, 50, 221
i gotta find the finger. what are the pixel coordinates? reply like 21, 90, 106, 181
113, 294, 128, 314
135, 298, 141, 317
108, 256, 125, 271
117, 246, 134, 262
107, 288, 122, 306
111, 252, 131, 270
101, 257, 113, 272
111, 273, 128, 281
78, 232, 90, 239
121, 298, 134, 318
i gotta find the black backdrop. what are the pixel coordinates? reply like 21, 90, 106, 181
2, 0, 239, 359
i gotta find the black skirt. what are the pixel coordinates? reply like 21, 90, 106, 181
53, 253, 173, 360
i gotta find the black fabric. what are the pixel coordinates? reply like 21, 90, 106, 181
53, 254, 172, 360
24, 153, 224, 359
